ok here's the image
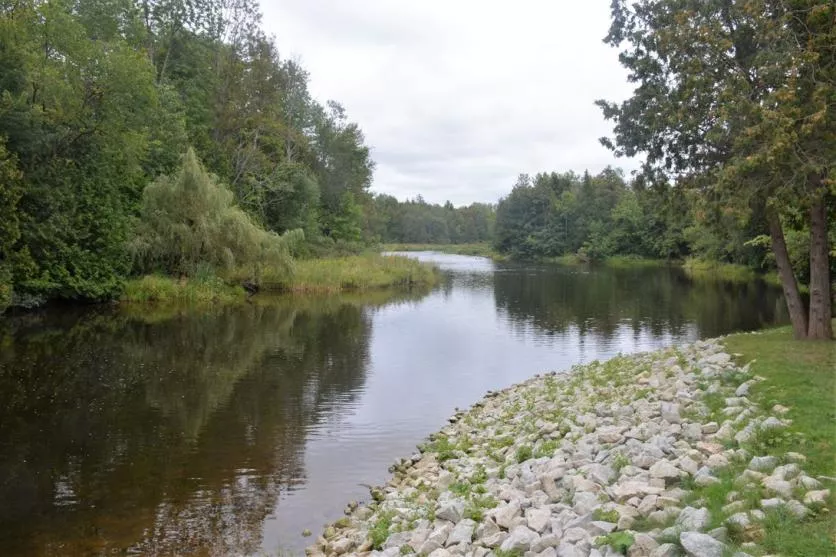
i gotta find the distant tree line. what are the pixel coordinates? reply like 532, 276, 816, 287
493, 166, 834, 284
368, 195, 495, 244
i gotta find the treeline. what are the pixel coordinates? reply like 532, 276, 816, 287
0, 0, 374, 309
368, 195, 495, 244
493, 168, 831, 286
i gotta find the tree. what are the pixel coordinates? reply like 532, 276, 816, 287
597, 0, 834, 339
130, 148, 296, 280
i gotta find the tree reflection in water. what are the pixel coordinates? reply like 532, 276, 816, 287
0, 291, 425, 556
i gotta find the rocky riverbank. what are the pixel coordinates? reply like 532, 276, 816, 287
307, 338, 831, 557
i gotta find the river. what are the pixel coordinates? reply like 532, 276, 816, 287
0, 253, 786, 556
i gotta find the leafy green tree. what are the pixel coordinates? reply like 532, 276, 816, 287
130, 148, 295, 280
597, 0, 834, 339
0, 140, 22, 310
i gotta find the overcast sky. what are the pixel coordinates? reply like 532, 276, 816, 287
260, 1, 638, 206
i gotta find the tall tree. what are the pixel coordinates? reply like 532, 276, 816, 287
597, 0, 834, 339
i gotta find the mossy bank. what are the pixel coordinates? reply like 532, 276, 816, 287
309, 327, 834, 557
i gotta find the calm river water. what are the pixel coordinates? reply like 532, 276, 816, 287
0, 253, 786, 556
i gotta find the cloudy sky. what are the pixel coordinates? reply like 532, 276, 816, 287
260, 1, 638, 206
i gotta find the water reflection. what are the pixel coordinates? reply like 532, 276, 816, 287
0, 292, 424, 556
0, 257, 787, 556
493, 262, 787, 340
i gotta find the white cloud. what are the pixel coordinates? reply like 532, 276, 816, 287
260, 0, 638, 205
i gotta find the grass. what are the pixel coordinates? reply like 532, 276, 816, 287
719, 323, 836, 556
284, 254, 438, 293
121, 274, 246, 305
382, 242, 500, 259
604, 255, 670, 268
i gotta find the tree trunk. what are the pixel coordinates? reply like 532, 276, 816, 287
767, 209, 807, 339
807, 195, 833, 340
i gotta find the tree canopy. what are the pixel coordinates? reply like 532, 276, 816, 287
596, 0, 834, 339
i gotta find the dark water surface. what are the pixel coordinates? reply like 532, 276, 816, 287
0, 254, 786, 556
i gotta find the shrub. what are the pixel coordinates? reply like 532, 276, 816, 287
130, 148, 299, 283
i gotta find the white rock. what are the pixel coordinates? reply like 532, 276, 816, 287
625, 533, 659, 556
650, 544, 679, 557
436, 500, 465, 523
610, 481, 663, 501
499, 525, 539, 552
677, 506, 711, 531
735, 381, 752, 396
650, 459, 681, 481
330, 537, 354, 554
679, 456, 699, 475
556, 542, 584, 557
427, 549, 452, 557
762, 476, 793, 498
706, 454, 729, 469
572, 491, 599, 515
491, 501, 522, 529
597, 426, 624, 444
785, 451, 807, 463
804, 489, 830, 505
748, 456, 778, 472
526, 507, 551, 533
419, 524, 452, 554
531, 533, 560, 552
446, 519, 475, 546
785, 499, 809, 518
661, 402, 682, 424
772, 463, 801, 480
680, 531, 726, 557
760, 417, 784, 430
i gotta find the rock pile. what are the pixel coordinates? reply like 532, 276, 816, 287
308, 339, 830, 557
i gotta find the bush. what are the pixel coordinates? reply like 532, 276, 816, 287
130, 148, 299, 283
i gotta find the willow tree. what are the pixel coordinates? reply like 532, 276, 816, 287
131, 148, 297, 282
597, 0, 834, 339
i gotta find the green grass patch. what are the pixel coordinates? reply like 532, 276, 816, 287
683, 258, 757, 283
369, 511, 395, 550
594, 531, 635, 553
285, 254, 438, 293
603, 255, 670, 268
121, 274, 246, 305
721, 323, 836, 556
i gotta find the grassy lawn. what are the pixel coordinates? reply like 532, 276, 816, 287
721, 323, 836, 556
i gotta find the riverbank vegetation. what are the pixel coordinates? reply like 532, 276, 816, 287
0, 0, 432, 313
285, 255, 439, 294
722, 323, 836, 554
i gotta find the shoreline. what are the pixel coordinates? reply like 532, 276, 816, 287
307, 335, 833, 557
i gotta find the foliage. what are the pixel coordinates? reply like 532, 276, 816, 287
494, 169, 691, 262
130, 149, 297, 283
121, 274, 245, 305
369, 195, 495, 245
595, 531, 635, 553
596, 0, 835, 338
0, 0, 376, 309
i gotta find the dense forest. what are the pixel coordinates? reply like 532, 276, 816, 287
0, 0, 379, 309
0, 0, 833, 339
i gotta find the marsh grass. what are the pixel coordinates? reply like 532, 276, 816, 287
285, 254, 438, 293
121, 274, 245, 305
682, 258, 757, 283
